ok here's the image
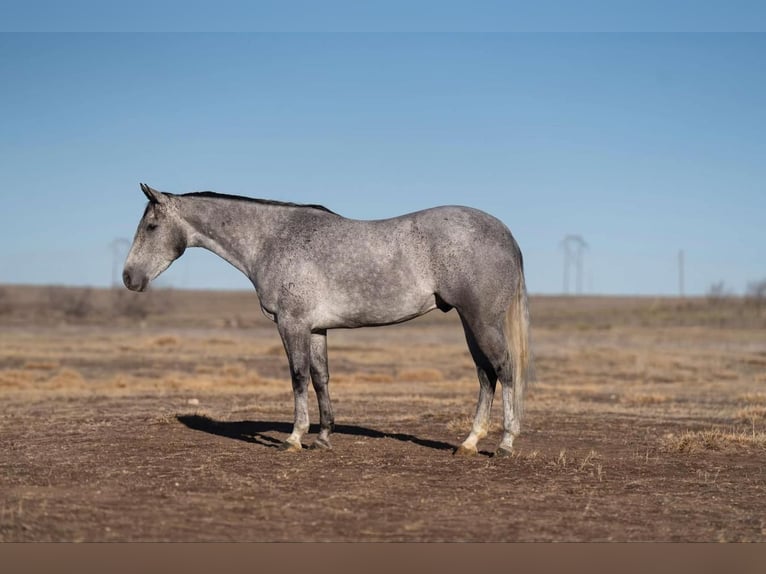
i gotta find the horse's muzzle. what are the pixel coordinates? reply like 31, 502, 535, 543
122, 269, 147, 292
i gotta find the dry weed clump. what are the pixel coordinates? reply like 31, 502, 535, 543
740, 392, 766, 405
506, 448, 605, 481
509, 448, 541, 462
569, 449, 604, 481
735, 406, 766, 423
661, 428, 766, 453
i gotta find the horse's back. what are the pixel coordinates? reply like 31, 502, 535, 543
406, 205, 517, 251
337, 204, 522, 289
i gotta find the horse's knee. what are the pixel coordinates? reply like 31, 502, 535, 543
310, 368, 329, 388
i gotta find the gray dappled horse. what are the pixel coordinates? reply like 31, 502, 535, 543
123, 184, 532, 456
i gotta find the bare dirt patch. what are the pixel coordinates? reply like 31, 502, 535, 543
1, 288, 765, 541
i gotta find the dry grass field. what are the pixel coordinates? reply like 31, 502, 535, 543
1, 285, 765, 541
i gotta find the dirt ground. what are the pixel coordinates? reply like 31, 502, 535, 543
1, 286, 765, 541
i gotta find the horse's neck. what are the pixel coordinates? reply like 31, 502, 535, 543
179, 198, 268, 280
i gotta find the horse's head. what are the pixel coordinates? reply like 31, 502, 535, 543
123, 183, 187, 292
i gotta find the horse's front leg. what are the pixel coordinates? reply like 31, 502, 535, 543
309, 331, 334, 450
278, 320, 312, 452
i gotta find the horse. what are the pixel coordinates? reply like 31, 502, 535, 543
123, 183, 532, 456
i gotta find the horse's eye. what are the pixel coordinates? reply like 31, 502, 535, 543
146, 223, 158, 232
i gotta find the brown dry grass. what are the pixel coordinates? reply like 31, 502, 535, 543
735, 405, 766, 423
2, 288, 765, 441
661, 428, 766, 453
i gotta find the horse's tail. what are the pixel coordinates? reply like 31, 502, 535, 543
505, 256, 533, 424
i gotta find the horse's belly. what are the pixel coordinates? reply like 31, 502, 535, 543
314, 291, 437, 329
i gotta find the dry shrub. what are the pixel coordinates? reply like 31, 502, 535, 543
503, 448, 604, 481
736, 406, 766, 423
508, 448, 541, 462
661, 429, 766, 453
397, 368, 444, 382
740, 392, 766, 405
47, 286, 94, 319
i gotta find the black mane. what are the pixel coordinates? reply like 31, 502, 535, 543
181, 191, 336, 214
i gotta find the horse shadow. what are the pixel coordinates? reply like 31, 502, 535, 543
176, 414, 456, 453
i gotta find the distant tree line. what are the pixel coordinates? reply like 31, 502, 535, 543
707, 278, 766, 308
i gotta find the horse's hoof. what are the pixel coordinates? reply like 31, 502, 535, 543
494, 446, 513, 458
310, 438, 332, 450
453, 444, 478, 457
279, 440, 303, 452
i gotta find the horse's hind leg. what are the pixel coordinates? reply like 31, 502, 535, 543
457, 312, 519, 457
496, 376, 520, 457
455, 366, 497, 456
455, 318, 498, 456
309, 331, 334, 450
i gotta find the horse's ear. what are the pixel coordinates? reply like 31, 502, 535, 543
140, 183, 165, 204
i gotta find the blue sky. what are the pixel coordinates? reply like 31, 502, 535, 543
2, 1, 765, 32
1, 32, 764, 295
